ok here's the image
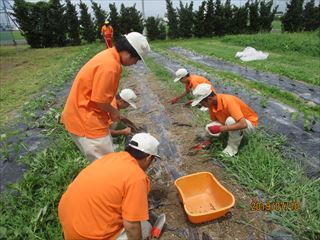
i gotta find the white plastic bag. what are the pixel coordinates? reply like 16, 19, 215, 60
235, 46, 269, 62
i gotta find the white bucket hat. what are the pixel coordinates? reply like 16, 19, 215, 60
174, 68, 188, 82
119, 88, 137, 109
191, 83, 213, 107
129, 133, 160, 157
124, 32, 150, 63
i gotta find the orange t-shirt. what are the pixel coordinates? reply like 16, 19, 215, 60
101, 25, 113, 38
186, 75, 216, 94
209, 94, 258, 127
61, 47, 121, 138
58, 151, 150, 240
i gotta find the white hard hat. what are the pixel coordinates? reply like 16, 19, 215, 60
124, 32, 150, 63
205, 122, 222, 137
119, 88, 137, 109
129, 133, 160, 157
191, 83, 212, 107
174, 68, 188, 82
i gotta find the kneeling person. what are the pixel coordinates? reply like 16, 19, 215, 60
58, 133, 160, 240
192, 83, 258, 156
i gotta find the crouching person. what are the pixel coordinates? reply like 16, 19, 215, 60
109, 88, 138, 137
192, 83, 258, 156
58, 133, 160, 240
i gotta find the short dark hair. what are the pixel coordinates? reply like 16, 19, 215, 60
115, 93, 121, 100
125, 142, 149, 160
115, 37, 141, 60
201, 91, 216, 103
185, 73, 190, 78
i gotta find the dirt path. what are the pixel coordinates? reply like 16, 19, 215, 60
122, 63, 277, 239
150, 51, 320, 178
170, 47, 320, 105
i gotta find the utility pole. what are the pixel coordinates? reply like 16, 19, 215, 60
0, 0, 17, 45
142, 0, 146, 35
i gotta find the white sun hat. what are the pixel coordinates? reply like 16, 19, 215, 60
129, 133, 160, 157
174, 68, 188, 82
119, 88, 137, 109
205, 122, 223, 137
191, 83, 213, 107
124, 32, 150, 63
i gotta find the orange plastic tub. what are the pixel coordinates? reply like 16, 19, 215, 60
175, 172, 235, 224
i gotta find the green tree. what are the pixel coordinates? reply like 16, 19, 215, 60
224, 0, 233, 34
231, 5, 248, 34
91, 1, 107, 40
13, 0, 50, 48
109, 3, 120, 40
193, 1, 206, 37
158, 21, 167, 40
302, 0, 320, 31
65, 0, 81, 45
119, 4, 144, 34
177, 1, 193, 38
145, 16, 160, 40
79, 1, 96, 43
48, 0, 67, 47
214, 0, 225, 36
259, 0, 278, 32
281, 0, 304, 32
248, 0, 260, 33
204, 0, 215, 37
165, 0, 179, 39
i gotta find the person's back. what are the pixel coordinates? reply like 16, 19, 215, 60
209, 93, 258, 127
58, 151, 150, 239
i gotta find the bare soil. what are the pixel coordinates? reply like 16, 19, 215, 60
122, 63, 275, 239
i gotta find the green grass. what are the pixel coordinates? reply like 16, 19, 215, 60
151, 31, 320, 86
0, 43, 104, 128
0, 30, 25, 41
151, 46, 320, 120
146, 56, 320, 240
272, 20, 282, 31
0, 43, 106, 239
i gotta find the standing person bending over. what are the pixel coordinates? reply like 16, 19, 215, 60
192, 83, 258, 156
58, 133, 160, 240
109, 88, 138, 137
61, 32, 150, 162
101, 20, 113, 48
171, 68, 217, 105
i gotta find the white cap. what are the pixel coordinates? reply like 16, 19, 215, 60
191, 83, 213, 107
129, 133, 160, 157
119, 88, 137, 109
205, 122, 222, 137
124, 32, 150, 63
174, 68, 188, 82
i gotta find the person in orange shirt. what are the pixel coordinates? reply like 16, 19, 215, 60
192, 83, 258, 156
108, 88, 137, 137
61, 32, 150, 162
171, 68, 217, 106
101, 20, 113, 48
58, 132, 160, 240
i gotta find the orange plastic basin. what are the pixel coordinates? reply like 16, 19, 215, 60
175, 172, 235, 224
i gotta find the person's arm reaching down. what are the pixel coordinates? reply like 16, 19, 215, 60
94, 102, 120, 122
123, 220, 142, 240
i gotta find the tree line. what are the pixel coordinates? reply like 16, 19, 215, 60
13, 0, 320, 48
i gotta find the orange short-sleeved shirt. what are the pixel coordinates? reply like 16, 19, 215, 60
186, 75, 217, 94
58, 151, 150, 240
209, 94, 258, 127
101, 25, 113, 37
61, 47, 121, 138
